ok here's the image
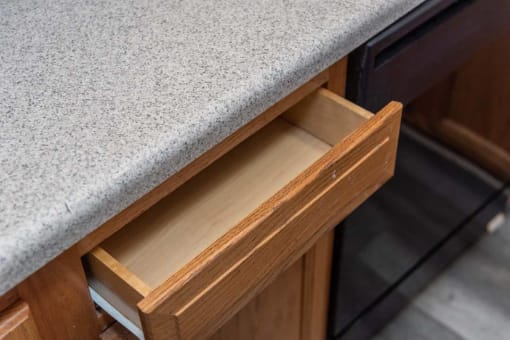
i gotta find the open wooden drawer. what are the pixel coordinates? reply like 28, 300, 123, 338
84, 88, 402, 340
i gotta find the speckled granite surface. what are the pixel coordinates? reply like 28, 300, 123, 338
0, 0, 425, 294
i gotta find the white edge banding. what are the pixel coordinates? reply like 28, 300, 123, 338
89, 286, 144, 339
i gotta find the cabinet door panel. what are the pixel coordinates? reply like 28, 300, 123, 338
0, 302, 41, 340
208, 258, 303, 340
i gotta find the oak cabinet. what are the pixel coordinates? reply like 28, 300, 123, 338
0, 302, 42, 340
84, 84, 401, 339
1, 58, 402, 340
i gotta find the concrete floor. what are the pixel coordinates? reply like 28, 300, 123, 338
374, 216, 510, 340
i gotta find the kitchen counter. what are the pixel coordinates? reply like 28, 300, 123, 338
0, 0, 425, 295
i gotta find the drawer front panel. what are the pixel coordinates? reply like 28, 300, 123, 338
137, 103, 402, 339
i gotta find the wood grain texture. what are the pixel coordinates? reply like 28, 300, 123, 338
405, 33, 510, 180
86, 115, 332, 329
84, 57, 402, 340
438, 119, 510, 181
447, 33, 510, 152
405, 73, 456, 134
0, 302, 41, 340
444, 33, 510, 180
86, 89, 365, 331
77, 70, 329, 256
88, 248, 151, 296
16, 247, 100, 340
86, 96, 401, 339
209, 259, 304, 340
328, 57, 348, 97
301, 231, 335, 340
0, 291, 18, 315
284, 88, 372, 146
95, 260, 305, 340
99, 322, 138, 340
86, 247, 151, 328
205, 57, 350, 340
137, 101, 401, 340
300, 66, 348, 340
101, 119, 331, 288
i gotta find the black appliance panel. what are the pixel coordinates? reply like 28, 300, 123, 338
347, 0, 510, 112
328, 127, 506, 339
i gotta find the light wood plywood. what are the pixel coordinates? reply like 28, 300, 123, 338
102, 118, 331, 288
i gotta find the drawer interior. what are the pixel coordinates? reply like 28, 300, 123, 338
101, 119, 329, 288
86, 88, 374, 329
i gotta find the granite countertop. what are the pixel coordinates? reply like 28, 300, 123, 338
0, 0, 425, 295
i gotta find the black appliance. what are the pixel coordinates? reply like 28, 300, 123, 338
328, 125, 507, 340
328, 1, 510, 339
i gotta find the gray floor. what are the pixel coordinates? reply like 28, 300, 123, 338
373, 215, 510, 340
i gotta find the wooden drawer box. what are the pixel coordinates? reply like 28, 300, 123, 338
84, 88, 402, 339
